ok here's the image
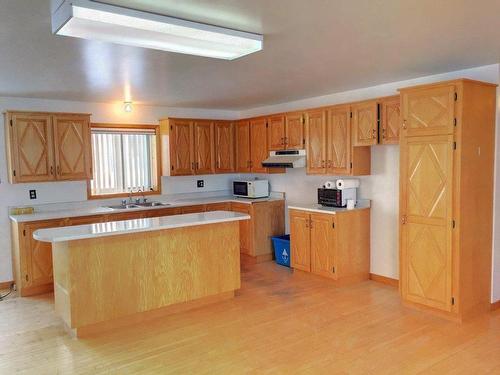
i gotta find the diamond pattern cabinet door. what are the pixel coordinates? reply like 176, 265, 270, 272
53, 115, 91, 180
305, 109, 327, 174
352, 101, 378, 146
9, 113, 55, 183
214, 121, 235, 173
193, 121, 215, 174
400, 135, 454, 312
310, 213, 336, 279
290, 210, 311, 272
24, 221, 63, 288
169, 119, 194, 176
327, 105, 351, 175
235, 121, 251, 173
285, 112, 304, 149
267, 115, 285, 151
380, 96, 401, 145
401, 85, 455, 137
250, 118, 268, 173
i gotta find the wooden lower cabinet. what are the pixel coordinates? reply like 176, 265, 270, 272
231, 200, 285, 262
181, 205, 206, 214
290, 208, 370, 283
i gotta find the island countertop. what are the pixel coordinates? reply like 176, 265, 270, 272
34, 211, 250, 243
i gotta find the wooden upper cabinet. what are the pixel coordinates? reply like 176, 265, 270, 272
352, 101, 378, 146
267, 115, 286, 151
6, 112, 55, 183
235, 121, 251, 173
380, 96, 400, 145
305, 109, 327, 174
285, 112, 305, 149
53, 114, 91, 180
193, 120, 214, 174
5, 111, 92, 183
326, 105, 351, 175
214, 121, 235, 173
290, 209, 311, 272
310, 213, 336, 279
169, 119, 194, 176
401, 84, 456, 137
249, 118, 268, 173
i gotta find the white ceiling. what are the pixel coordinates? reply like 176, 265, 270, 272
1, 0, 499, 109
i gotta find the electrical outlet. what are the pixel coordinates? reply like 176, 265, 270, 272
197, 180, 204, 188
29, 190, 37, 200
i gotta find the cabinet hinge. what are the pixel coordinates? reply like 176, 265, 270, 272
454, 118, 457, 127
452, 220, 456, 229
350, 162, 353, 169
332, 222, 335, 229
454, 93, 458, 101
23, 229, 26, 236
332, 266, 335, 273
171, 165, 174, 171
451, 297, 455, 305
303, 138, 305, 146
350, 112, 353, 118
25, 274, 29, 282
13, 170, 16, 177
266, 122, 268, 128
170, 125, 173, 131
453, 142, 457, 150
9, 119, 13, 126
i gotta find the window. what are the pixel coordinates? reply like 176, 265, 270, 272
89, 124, 160, 198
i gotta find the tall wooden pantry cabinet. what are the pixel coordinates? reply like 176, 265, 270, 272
398, 79, 497, 321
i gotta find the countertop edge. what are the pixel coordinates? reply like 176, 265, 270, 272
33, 212, 251, 243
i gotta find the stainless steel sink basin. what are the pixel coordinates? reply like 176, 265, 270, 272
105, 204, 141, 210
135, 202, 169, 207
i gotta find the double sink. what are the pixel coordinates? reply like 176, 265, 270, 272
106, 202, 169, 210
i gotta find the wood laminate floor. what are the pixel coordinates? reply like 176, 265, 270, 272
0, 262, 499, 374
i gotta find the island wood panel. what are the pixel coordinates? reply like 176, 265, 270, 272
193, 120, 215, 174
230, 202, 253, 256
52, 221, 241, 335
214, 121, 235, 173
53, 114, 91, 180
249, 117, 268, 173
6, 112, 55, 183
235, 121, 251, 172
352, 100, 378, 146
326, 105, 351, 175
305, 109, 327, 174
267, 115, 286, 150
285, 112, 305, 149
380, 95, 401, 145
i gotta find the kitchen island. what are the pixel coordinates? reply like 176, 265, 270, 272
34, 211, 250, 338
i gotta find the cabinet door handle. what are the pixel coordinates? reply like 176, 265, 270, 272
372, 128, 377, 139
321, 160, 325, 168
50, 166, 54, 175
284, 136, 288, 145
401, 215, 407, 225
402, 120, 407, 129
309, 219, 313, 229
56, 165, 60, 175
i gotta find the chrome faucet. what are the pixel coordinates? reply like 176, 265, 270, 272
128, 187, 134, 203
141, 186, 147, 203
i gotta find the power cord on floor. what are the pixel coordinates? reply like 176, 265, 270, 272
0, 284, 14, 301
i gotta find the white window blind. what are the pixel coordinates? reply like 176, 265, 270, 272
90, 127, 158, 196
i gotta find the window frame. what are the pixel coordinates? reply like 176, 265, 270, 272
87, 123, 162, 200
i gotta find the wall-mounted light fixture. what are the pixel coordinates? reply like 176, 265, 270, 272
123, 101, 133, 113
51, 0, 263, 60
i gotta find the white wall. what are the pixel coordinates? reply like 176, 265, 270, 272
0, 97, 239, 282
242, 64, 500, 301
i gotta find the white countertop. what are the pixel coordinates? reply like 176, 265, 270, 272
33, 211, 251, 243
10, 195, 283, 223
288, 199, 371, 214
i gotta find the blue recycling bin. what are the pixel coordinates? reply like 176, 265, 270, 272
271, 235, 291, 267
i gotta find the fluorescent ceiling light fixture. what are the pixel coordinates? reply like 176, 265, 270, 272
51, 0, 263, 60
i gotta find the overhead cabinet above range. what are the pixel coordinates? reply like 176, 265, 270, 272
4, 111, 92, 183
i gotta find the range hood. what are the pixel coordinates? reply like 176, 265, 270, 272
262, 150, 306, 168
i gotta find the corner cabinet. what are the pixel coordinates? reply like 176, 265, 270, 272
5, 111, 92, 183
399, 79, 496, 321
290, 208, 370, 283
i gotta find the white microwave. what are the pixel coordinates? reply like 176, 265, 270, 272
233, 180, 269, 198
